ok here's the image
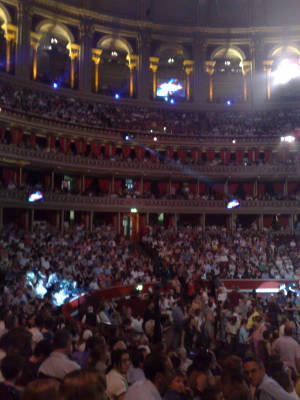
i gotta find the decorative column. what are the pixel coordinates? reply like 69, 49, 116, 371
127, 54, 139, 98
0, 208, 3, 229
137, 32, 151, 99
15, 0, 31, 79
193, 38, 207, 103
117, 212, 121, 234
290, 215, 295, 234
205, 61, 216, 102
4, 24, 17, 73
201, 214, 206, 231
92, 49, 102, 92
67, 43, 80, 89
61, 210, 65, 232
19, 166, 22, 186
90, 211, 94, 232
242, 61, 252, 102
183, 60, 194, 101
251, 37, 265, 107
30, 32, 41, 80
79, 20, 93, 92
149, 57, 159, 99
263, 60, 273, 101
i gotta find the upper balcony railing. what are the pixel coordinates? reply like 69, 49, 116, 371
1, 189, 300, 214
0, 143, 298, 179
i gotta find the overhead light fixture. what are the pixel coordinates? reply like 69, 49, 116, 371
168, 57, 175, 64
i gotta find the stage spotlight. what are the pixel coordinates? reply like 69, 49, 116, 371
164, 96, 168, 102
125, 135, 130, 141
114, 93, 120, 100
273, 59, 300, 85
170, 98, 175, 104
153, 136, 158, 142
52, 82, 59, 89
280, 135, 295, 143
226, 100, 232, 106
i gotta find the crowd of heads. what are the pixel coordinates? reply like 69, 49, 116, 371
1, 80, 300, 137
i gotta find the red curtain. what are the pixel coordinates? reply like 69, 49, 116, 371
254, 150, 260, 162
191, 149, 198, 163
136, 147, 146, 161
228, 183, 238, 195
264, 149, 272, 163
273, 182, 283, 195
21, 171, 28, 185
248, 150, 254, 163
258, 183, 265, 197
158, 182, 168, 195
91, 143, 102, 156
60, 138, 71, 154
111, 145, 116, 156
75, 140, 87, 154
104, 144, 110, 157
171, 182, 180, 194
150, 149, 157, 161
279, 149, 288, 162
198, 183, 206, 194
177, 149, 187, 162
30, 133, 36, 147
165, 148, 174, 161
47, 136, 56, 149
143, 181, 151, 192
168, 215, 173, 227
10, 128, 23, 146
206, 150, 215, 162
279, 216, 288, 227
221, 150, 231, 164
85, 177, 93, 190
114, 179, 122, 193
189, 183, 196, 194
76, 178, 81, 193
243, 183, 254, 196
0, 127, 5, 142
98, 179, 110, 193
2, 168, 15, 182
263, 216, 273, 227
122, 145, 131, 159
236, 150, 244, 164
44, 174, 51, 187
288, 183, 297, 195
213, 183, 224, 199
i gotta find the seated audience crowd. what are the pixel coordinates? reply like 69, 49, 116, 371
0, 223, 300, 398
1, 80, 300, 137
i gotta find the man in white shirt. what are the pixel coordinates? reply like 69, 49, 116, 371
38, 329, 80, 379
125, 353, 172, 400
272, 325, 300, 374
106, 349, 130, 400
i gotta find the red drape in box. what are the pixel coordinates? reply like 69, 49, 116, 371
44, 174, 51, 187
76, 178, 81, 192
258, 183, 265, 197
114, 179, 122, 193
228, 183, 238, 195
60, 138, 71, 154
143, 181, 151, 192
198, 183, 206, 194
279, 216, 288, 227
47, 136, 56, 149
168, 215, 173, 227
177, 149, 187, 162
263, 216, 273, 227
98, 179, 110, 193
158, 182, 168, 195
165, 148, 174, 161
150, 149, 157, 161
248, 150, 254, 163
255, 150, 260, 162
122, 145, 131, 159
288, 183, 297, 195
111, 145, 116, 156
0, 127, 5, 142
10, 128, 23, 146
213, 183, 224, 199
104, 144, 110, 157
264, 149, 272, 163
75, 140, 87, 154
136, 147, 146, 161
30, 133, 36, 147
135, 181, 140, 191
171, 182, 180, 194
21, 171, 28, 185
221, 150, 231, 164
243, 183, 254, 196
189, 183, 196, 194
2, 168, 15, 182
273, 182, 283, 195
279, 149, 288, 162
85, 177, 93, 190
236, 150, 244, 164
91, 143, 102, 156
206, 150, 215, 162
191, 149, 198, 163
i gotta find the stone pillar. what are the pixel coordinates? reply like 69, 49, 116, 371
127, 54, 139, 98
183, 60, 194, 101
15, 0, 31, 79
205, 61, 216, 102
4, 24, 17, 73
137, 32, 151, 99
193, 39, 207, 103
92, 49, 102, 93
254, 180, 258, 197
68, 43, 80, 89
30, 32, 41, 80
242, 61, 252, 102
146, 212, 149, 225
201, 214, 206, 231
263, 60, 273, 101
51, 171, 55, 191
0, 208, 3, 229
149, 57, 159, 99
79, 21, 94, 92
117, 212, 121, 234
90, 211, 94, 232
251, 38, 266, 108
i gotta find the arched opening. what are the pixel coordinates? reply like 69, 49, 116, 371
269, 45, 300, 102
97, 36, 132, 97
155, 44, 186, 102
35, 21, 75, 88
211, 46, 245, 104
0, 3, 12, 72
